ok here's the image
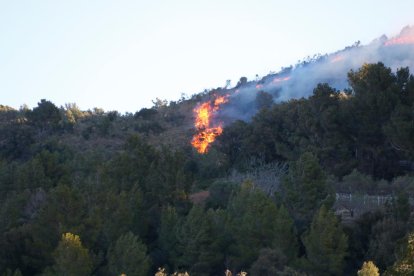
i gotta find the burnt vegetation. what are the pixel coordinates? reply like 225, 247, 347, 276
1, 61, 414, 275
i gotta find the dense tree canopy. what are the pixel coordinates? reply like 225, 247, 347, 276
0, 63, 413, 275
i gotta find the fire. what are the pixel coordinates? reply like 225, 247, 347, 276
191, 95, 228, 154
272, 76, 290, 83
194, 102, 211, 129
256, 84, 264, 90
214, 96, 228, 106
385, 35, 414, 46
331, 55, 345, 63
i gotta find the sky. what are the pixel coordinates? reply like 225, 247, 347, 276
1, 1, 414, 113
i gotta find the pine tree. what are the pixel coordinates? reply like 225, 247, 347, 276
107, 232, 150, 276
158, 206, 179, 268
176, 206, 225, 276
302, 206, 348, 275
51, 233, 93, 276
281, 152, 334, 230
273, 205, 298, 261
226, 184, 297, 271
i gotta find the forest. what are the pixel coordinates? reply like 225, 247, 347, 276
1, 62, 414, 275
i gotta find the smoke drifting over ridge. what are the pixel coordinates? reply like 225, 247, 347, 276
218, 25, 414, 122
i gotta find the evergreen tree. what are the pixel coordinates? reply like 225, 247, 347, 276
302, 206, 348, 275
249, 248, 287, 276
27, 99, 61, 131
281, 152, 334, 230
226, 183, 297, 271
273, 205, 298, 261
107, 232, 150, 276
176, 206, 225, 275
50, 233, 92, 276
348, 63, 401, 178
157, 206, 180, 268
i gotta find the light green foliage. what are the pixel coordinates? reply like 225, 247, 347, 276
107, 232, 150, 276
51, 233, 92, 276
358, 261, 379, 276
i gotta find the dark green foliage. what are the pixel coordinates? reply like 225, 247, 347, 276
1, 62, 414, 275
347, 63, 403, 178
220, 64, 414, 179
47, 233, 93, 276
343, 211, 384, 274
302, 206, 348, 275
0, 124, 34, 160
216, 120, 251, 167
366, 217, 407, 270
97, 189, 142, 245
236, 77, 248, 88
335, 169, 376, 194
226, 184, 298, 271
255, 91, 273, 110
2, 268, 22, 276
134, 108, 158, 120
274, 205, 298, 261
27, 99, 61, 131
249, 248, 287, 276
26, 185, 89, 271
175, 206, 225, 276
157, 206, 180, 269
395, 191, 410, 222
205, 181, 238, 209
107, 232, 150, 276
281, 152, 334, 230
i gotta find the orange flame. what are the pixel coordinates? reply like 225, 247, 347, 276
272, 76, 290, 83
385, 35, 414, 46
331, 55, 345, 63
256, 84, 264, 90
191, 95, 228, 154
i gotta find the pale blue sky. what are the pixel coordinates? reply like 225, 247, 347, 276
1, 1, 413, 113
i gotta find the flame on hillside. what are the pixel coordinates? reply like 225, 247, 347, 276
191, 95, 228, 154
385, 35, 414, 46
272, 76, 290, 83
331, 55, 345, 63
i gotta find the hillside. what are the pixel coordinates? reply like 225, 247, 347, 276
1, 26, 414, 275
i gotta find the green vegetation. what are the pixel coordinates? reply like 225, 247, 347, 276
0, 62, 414, 275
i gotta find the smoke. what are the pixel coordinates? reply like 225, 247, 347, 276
218, 25, 414, 122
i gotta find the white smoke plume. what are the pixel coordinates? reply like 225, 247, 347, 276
218, 25, 414, 122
